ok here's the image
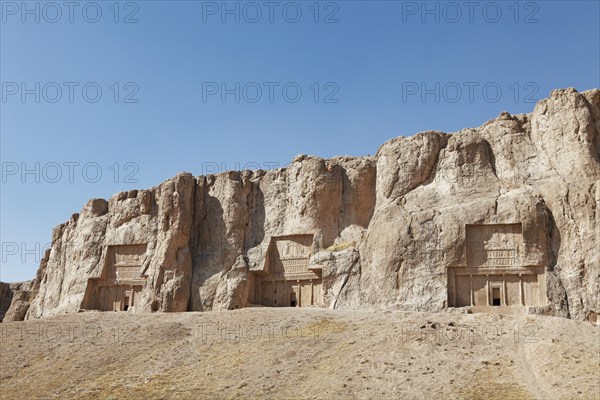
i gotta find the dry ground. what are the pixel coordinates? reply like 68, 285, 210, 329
0, 308, 599, 399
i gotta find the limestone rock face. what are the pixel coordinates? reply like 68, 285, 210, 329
24, 173, 196, 319
0, 282, 13, 320
0, 281, 35, 322
1, 88, 598, 323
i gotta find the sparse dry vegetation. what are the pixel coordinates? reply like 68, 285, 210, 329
1, 308, 598, 399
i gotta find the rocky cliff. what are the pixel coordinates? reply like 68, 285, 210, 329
2, 88, 598, 322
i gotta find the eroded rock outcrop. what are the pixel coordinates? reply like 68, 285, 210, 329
1, 281, 35, 322
1, 88, 598, 323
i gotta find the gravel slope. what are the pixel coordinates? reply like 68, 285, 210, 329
1, 309, 599, 399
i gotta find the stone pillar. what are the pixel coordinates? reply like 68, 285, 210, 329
519, 275, 524, 306
469, 275, 473, 306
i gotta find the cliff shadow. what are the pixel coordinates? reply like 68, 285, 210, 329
190, 189, 231, 311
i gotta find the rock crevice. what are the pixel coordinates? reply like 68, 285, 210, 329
1, 88, 598, 322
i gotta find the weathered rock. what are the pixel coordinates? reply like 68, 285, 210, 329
1, 88, 598, 323
0, 282, 15, 321
0, 281, 34, 322
24, 173, 195, 319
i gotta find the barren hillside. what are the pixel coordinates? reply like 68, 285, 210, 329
1, 309, 598, 399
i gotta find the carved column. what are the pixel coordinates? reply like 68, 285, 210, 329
469, 275, 473, 306
519, 276, 524, 306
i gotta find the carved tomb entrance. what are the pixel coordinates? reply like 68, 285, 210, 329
447, 224, 546, 312
81, 243, 148, 311
249, 235, 323, 307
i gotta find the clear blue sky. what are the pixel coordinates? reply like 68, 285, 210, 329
1, 0, 599, 282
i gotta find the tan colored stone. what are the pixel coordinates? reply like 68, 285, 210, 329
1, 87, 598, 322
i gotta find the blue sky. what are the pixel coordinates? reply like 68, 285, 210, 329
1, 0, 599, 282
